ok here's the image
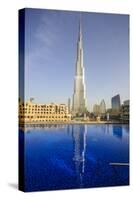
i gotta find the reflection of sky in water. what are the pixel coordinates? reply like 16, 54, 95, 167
19, 124, 129, 191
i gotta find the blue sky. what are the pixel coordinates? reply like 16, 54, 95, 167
24, 8, 129, 111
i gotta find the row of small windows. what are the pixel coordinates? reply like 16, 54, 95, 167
19, 112, 66, 115
19, 109, 66, 112
23, 120, 68, 122
19, 116, 69, 119
19, 105, 66, 109
19, 108, 65, 110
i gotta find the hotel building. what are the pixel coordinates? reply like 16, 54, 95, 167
19, 99, 71, 123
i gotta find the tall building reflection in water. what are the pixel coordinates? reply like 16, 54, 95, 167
71, 125, 87, 187
112, 125, 123, 139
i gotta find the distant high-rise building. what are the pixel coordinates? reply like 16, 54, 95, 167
93, 104, 100, 115
123, 100, 129, 106
100, 99, 106, 114
72, 18, 87, 116
111, 94, 121, 113
68, 98, 71, 113
122, 100, 129, 121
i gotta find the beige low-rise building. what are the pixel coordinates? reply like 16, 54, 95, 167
19, 99, 71, 123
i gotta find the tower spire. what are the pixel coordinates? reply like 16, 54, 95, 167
78, 13, 82, 43
79, 13, 82, 37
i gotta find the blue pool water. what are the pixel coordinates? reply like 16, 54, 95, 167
19, 124, 129, 192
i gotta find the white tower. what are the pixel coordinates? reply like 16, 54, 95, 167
100, 99, 106, 114
72, 18, 87, 116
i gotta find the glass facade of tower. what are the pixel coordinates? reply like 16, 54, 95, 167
111, 94, 121, 112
